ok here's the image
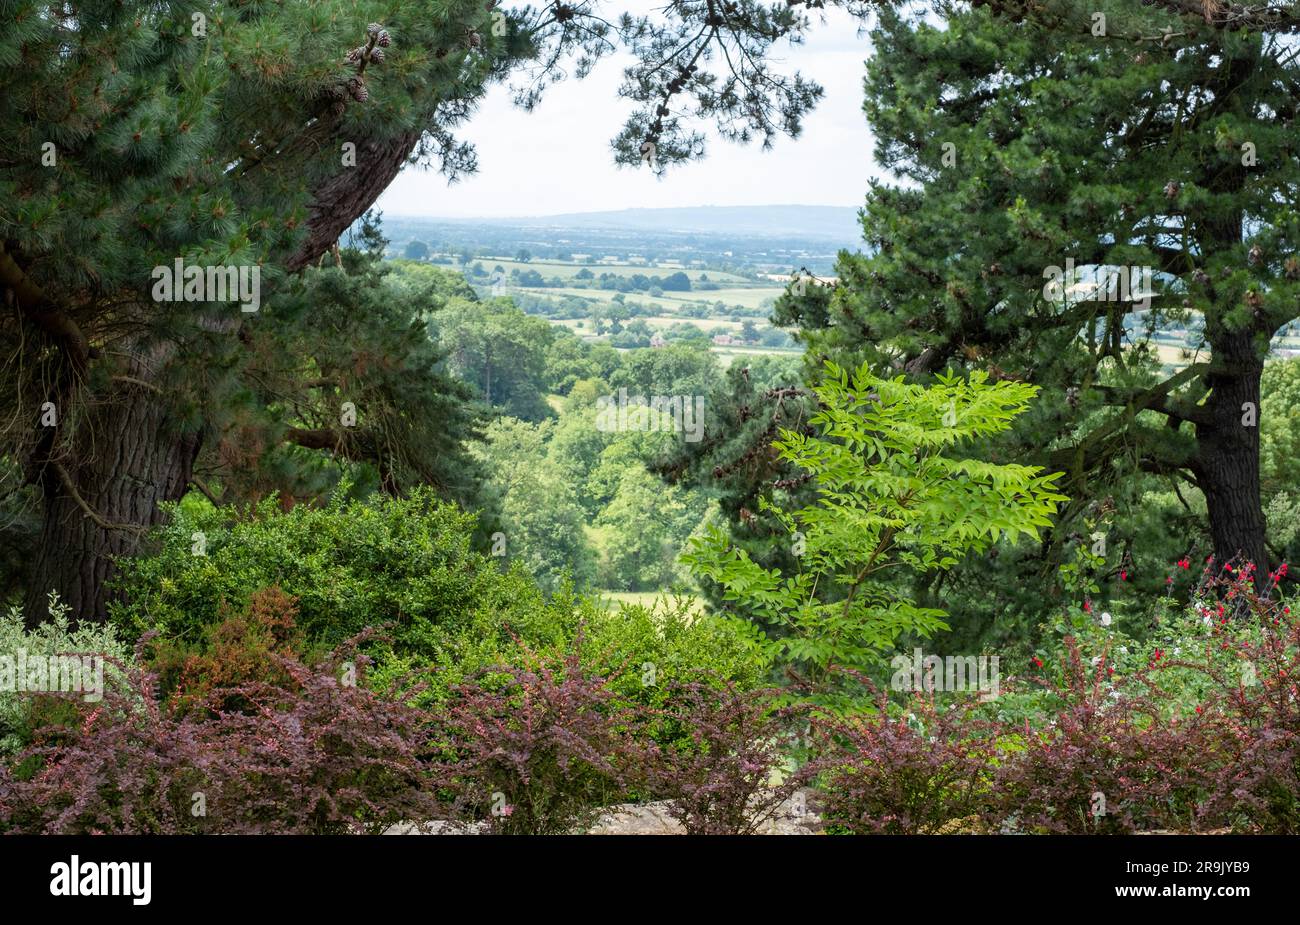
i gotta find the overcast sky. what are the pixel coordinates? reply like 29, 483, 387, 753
375, 9, 881, 218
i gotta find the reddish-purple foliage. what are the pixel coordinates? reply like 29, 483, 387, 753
430, 647, 641, 835
645, 681, 816, 834
815, 691, 1001, 834
994, 638, 1215, 834
1170, 585, 1300, 832
1, 637, 441, 835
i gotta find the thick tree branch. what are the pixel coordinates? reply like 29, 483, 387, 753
0, 242, 97, 373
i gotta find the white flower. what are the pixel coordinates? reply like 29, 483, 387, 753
1100, 611, 1112, 627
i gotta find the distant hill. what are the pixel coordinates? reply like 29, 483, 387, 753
435, 205, 861, 242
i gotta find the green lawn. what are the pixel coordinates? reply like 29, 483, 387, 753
595, 589, 706, 617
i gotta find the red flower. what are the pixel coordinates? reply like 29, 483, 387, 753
1177, 557, 1190, 569
1031, 656, 1044, 668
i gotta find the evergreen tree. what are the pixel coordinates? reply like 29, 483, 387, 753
778, 0, 1300, 576
0, 0, 838, 623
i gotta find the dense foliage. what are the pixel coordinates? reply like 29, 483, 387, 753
686, 362, 1066, 699
5, 0, 1300, 837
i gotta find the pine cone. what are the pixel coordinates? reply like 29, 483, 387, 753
369, 47, 385, 63
468, 31, 482, 48
1164, 181, 1180, 199
377, 30, 391, 47
1248, 244, 1263, 266
346, 46, 364, 63
348, 77, 368, 103
367, 22, 383, 36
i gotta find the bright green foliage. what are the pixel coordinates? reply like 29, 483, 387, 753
470, 417, 596, 590
685, 362, 1067, 695
107, 487, 565, 657
1261, 357, 1300, 495
583, 596, 771, 712
106, 486, 768, 710
1261, 357, 1300, 562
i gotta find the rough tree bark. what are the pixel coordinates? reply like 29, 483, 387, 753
23, 375, 200, 627
14, 123, 425, 626
1194, 327, 1270, 577
285, 128, 424, 272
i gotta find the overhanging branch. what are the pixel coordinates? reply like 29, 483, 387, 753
0, 242, 97, 373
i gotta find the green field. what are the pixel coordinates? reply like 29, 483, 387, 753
711, 344, 802, 367
595, 589, 706, 618
477, 257, 750, 284
527, 284, 780, 310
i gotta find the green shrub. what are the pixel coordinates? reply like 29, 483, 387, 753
581, 596, 770, 721
109, 488, 570, 665
111, 490, 769, 712
0, 593, 131, 756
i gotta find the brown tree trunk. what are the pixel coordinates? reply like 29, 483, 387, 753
17, 120, 423, 628
1191, 44, 1270, 579
23, 380, 199, 628
1194, 328, 1269, 577
285, 128, 424, 272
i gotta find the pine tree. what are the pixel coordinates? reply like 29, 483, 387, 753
779, 0, 1300, 576
0, 1, 839, 623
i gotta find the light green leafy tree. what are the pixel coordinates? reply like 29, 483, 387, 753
684, 362, 1067, 699
470, 418, 595, 590
1261, 357, 1300, 561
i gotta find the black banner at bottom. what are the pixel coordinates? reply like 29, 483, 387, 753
0, 835, 1287, 910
